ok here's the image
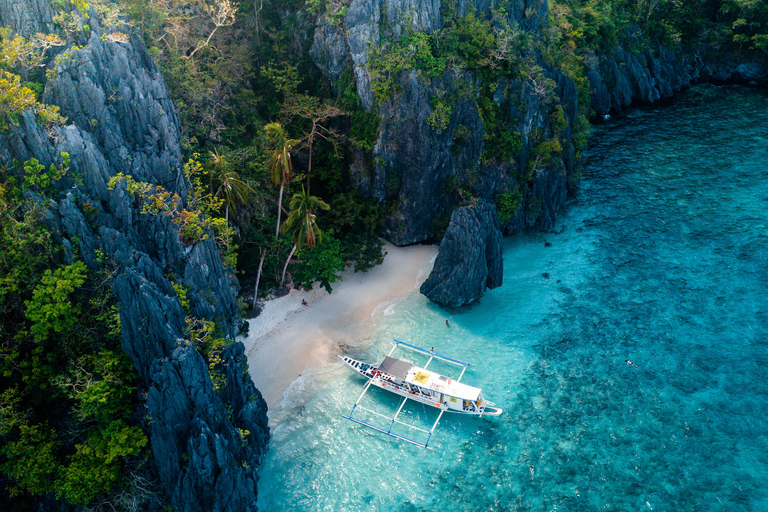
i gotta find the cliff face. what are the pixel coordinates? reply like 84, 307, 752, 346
0, 0, 54, 35
312, 1, 768, 307
0, 6, 268, 511
587, 46, 768, 117
311, 0, 580, 247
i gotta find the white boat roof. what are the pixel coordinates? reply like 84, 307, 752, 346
378, 356, 481, 401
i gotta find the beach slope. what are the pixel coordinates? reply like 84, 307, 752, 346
242, 243, 437, 410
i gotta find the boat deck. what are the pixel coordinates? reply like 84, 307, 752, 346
378, 356, 481, 401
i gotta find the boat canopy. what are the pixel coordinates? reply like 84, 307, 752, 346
377, 356, 413, 379
379, 356, 481, 401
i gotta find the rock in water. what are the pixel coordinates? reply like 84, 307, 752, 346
420, 200, 503, 307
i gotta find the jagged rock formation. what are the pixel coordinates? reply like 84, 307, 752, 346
311, 0, 578, 246
420, 199, 503, 307
0, 0, 54, 35
587, 47, 768, 116
0, 6, 268, 511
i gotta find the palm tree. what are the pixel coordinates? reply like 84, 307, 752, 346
264, 122, 299, 238
279, 185, 330, 287
208, 148, 253, 225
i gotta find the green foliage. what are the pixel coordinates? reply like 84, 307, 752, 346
0, 28, 66, 133
721, 0, 768, 51
323, 191, 386, 272
550, 104, 568, 134
107, 158, 238, 264
57, 421, 147, 506
441, 9, 496, 69
262, 63, 302, 97
0, 189, 58, 311
338, 68, 381, 151
427, 97, 452, 133
186, 319, 231, 392
548, 0, 768, 54
67, 351, 139, 423
0, 422, 61, 497
173, 282, 191, 313
409, 32, 446, 78
24, 261, 87, 342
122, 0, 251, 147
21, 155, 70, 196
0, 71, 38, 132
495, 192, 522, 223
368, 31, 448, 104
528, 137, 564, 181
349, 109, 381, 151
281, 186, 330, 251
294, 229, 345, 293
477, 96, 523, 164
572, 113, 591, 151
1, 172, 154, 509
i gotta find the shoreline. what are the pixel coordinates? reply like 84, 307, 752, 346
241, 242, 438, 413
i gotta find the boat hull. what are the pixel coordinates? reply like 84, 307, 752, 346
341, 356, 502, 416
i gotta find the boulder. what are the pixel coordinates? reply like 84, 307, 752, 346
420, 199, 503, 307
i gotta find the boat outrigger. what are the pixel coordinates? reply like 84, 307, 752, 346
340, 340, 502, 448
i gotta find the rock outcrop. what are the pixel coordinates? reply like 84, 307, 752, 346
420, 199, 503, 307
0, 0, 54, 35
587, 46, 768, 116
0, 5, 268, 511
311, 0, 580, 246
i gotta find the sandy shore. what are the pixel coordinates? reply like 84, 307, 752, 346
241, 242, 437, 411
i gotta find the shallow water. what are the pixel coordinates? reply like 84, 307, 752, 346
256, 86, 768, 511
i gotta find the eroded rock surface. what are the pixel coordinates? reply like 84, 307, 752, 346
587, 47, 768, 116
0, 7, 268, 511
311, 0, 578, 246
420, 199, 503, 307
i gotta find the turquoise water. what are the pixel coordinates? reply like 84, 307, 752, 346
257, 86, 768, 511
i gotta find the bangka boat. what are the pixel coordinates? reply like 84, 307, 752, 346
340, 340, 502, 448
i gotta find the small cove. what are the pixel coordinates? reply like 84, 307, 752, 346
256, 85, 768, 511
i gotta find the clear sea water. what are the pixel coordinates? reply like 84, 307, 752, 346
256, 86, 768, 511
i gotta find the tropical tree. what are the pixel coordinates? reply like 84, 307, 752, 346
208, 148, 253, 225
264, 122, 299, 238
281, 94, 343, 194
253, 124, 298, 306
279, 186, 330, 287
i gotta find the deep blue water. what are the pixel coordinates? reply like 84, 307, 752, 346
257, 85, 768, 511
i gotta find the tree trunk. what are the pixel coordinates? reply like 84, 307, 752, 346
253, 248, 267, 309
275, 182, 284, 238
280, 244, 297, 288
306, 136, 313, 195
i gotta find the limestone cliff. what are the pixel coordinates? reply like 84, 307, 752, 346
311, 0, 580, 247
0, 5, 268, 511
586, 46, 767, 117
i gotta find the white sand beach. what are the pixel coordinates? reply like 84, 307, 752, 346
241, 242, 438, 411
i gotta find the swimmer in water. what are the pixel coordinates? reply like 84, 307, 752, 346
625, 359, 639, 369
